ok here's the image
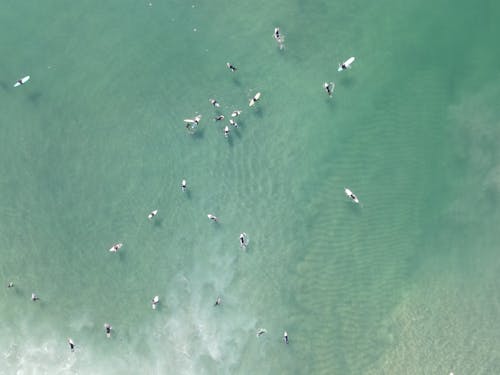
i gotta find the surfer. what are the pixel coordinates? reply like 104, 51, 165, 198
344, 188, 359, 204
215, 114, 225, 121
207, 214, 218, 222
273, 27, 284, 49
239, 233, 247, 248
226, 62, 237, 72
210, 99, 220, 108
7, 282, 14, 288
214, 296, 222, 306
323, 82, 335, 97
338, 57, 355, 71
181, 179, 187, 192
13, 76, 30, 87
256, 328, 267, 337
68, 338, 75, 352
231, 110, 242, 118
152, 295, 159, 309
109, 243, 122, 252
104, 323, 112, 338
283, 331, 289, 344
31, 293, 39, 301
229, 119, 238, 128
224, 125, 230, 138
148, 210, 158, 219
249, 92, 261, 107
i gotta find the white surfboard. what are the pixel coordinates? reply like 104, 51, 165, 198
344, 188, 359, 204
148, 209, 158, 219
109, 243, 123, 252
13, 75, 30, 87
338, 57, 355, 71
152, 295, 159, 309
249, 92, 261, 107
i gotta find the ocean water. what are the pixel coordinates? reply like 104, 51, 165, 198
1, 0, 499, 374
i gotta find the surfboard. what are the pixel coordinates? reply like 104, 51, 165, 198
13, 75, 30, 87
249, 92, 261, 107
109, 243, 123, 252
338, 57, 355, 71
344, 188, 359, 203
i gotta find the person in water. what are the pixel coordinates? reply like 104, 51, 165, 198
323, 82, 334, 97
31, 293, 39, 301
7, 282, 14, 288
239, 233, 247, 248
226, 62, 237, 72
104, 323, 112, 338
214, 296, 222, 306
207, 214, 219, 222
68, 338, 75, 351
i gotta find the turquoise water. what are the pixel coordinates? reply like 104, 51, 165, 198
1, 0, 499, 374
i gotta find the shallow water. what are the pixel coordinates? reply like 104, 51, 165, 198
0, 0, 499, 374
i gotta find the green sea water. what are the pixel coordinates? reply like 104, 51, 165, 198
1, 0, 499, 374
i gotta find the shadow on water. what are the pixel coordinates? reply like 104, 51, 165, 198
339, 76, 356, 88
0, 81, 9, 91
233, 127, 242, 139
190, 128, 205, 140
184, 189, 192, 199
227, 135, 234, 147
253, 106, 264, 118
27, 91, 42, 103
324, 97, 337, 111
232, 77, 242, 87
153, 217, 163, 227
344, 201, 364, 216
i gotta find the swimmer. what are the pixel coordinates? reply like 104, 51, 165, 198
104, 323, 112, 338
7, 282, 14, 288
249, 92, 261, 107
31, 293, 39, 301
210, 99, 220, 108
181, 179, 187, 192
214, 296, 222, 306
283, 331, 289, 344
68, 338, 75, 352
273, 27, 285, 49
224, 125, 230, 138
215, 114, 225, 121
226, 62, 237, 72
344, 187, 360, 204
109, 243, 123, 252
207, 214, 219, 222
229, 119, 238, 128
148, 209, 158, 219
239, 233, 247, 248
184, 114, 201, 125
323, 82, 335, 97
152, 295, 159, 309
231, 110, 242, 117
256, 328, 267, 337
338, 57, 355, 71
13, 75, 30, 87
